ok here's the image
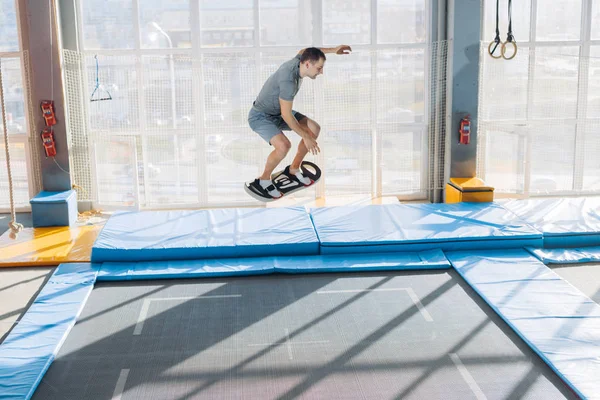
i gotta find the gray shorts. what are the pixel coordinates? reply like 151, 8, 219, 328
248, 107, 307, 145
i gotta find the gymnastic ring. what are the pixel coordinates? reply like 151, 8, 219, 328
488, 40, 503, 59
501, 41, 518, 60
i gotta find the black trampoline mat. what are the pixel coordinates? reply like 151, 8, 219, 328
32, 271, 578, 400
550, 262, 600, 305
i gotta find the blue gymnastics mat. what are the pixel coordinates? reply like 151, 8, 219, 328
91, 207, 319, 262
96, 249, 450, 280
446, 249, 600, 400
526, 246, 600, 264
501, 197, 600, 248
0, 263, 98, 399
310, 202, 542, 254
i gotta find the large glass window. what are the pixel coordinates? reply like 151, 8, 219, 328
0, 0, 31, 211
0, 0, 19, 52
81, 0, 136, 49
69, 0, 433, 208
479, 0, 600, 196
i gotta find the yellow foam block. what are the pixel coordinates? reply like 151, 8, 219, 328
446, 177, 494, 203
0, 224, 103, 267
449, 177, 494, 191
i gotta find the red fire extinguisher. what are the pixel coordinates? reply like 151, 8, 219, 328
40, 100, 58, 157
459, 115, 471, 145
40, 100, 57, 126
41, 128, 57, 157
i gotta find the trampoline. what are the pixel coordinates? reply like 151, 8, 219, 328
33, 272, 576, 400
1, 199, 600, 399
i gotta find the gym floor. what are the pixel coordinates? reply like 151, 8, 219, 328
0, 213, 54, 343
30, 271, 578, 399
2, 211, 600, 399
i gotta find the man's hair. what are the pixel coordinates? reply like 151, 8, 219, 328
300, 47, 326, 63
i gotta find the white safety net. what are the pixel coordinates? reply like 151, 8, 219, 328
63, 43, 448, 208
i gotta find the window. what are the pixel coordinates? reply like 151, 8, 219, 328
67, 0, 433, 208
0, 0, 19, 52
0, 0, 32, 211
479, 0, 599, 196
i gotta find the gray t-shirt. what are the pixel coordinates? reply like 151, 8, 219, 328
253, 54, 303, 116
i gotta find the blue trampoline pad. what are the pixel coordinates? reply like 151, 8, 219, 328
310, 202, 542, 254
526, 246, 600, 265
0, 263, 98, 399
96, 249, 451, 280
501, 197, 600, 248
91, 207, 319, 263
446, 249, 600, 400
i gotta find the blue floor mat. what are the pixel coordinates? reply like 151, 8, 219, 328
97, 249, 451, 280
0, 264, 98, 400
526, 246, 600, 264
501, 197, 600, 248
446, 249, 600, 400
91, 207, 319, 262
310, 202, 542, 254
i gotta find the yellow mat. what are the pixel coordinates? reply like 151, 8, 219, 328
0, 224, 103, 267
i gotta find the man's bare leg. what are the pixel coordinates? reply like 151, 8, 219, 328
291, 118, 321, 174
259, 133, 291, 180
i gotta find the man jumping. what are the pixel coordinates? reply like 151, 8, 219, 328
244, 45, 352, 201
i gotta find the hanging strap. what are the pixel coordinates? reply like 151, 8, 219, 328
506, 0, 514, 42
0, 58, 24, 239
501, 0, 518, 60
488, 0, 503, 59
90, 55, 112, 102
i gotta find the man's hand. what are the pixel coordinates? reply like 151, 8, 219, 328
300, 45, 353, 55
302, 131, 320, 155
335, 45, 352, 55
280, 98, 320, 155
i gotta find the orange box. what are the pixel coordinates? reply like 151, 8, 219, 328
445, 177, 494, 203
